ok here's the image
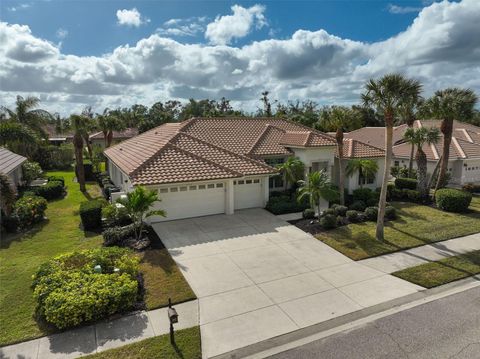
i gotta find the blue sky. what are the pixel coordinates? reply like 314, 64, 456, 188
0, 0, 478, 115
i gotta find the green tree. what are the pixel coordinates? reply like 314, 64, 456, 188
403, 127, 440, 197
362, 74, 422, 241
0, 122, 37, 147
70, 114, 90, 192
398, 96, 423, 178
345, 159, 379, 189
422, 88, 478, 193
0, 173, 16, 217
276, 157, 305, 191
297, 171, 339, 218
117, 186, 167, 240
97, 110, 125, 148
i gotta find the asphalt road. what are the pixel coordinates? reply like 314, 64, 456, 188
269, 285, 480, 359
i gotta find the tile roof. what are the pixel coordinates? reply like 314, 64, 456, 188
338, 139, 385, 158
89, 128, 139, 140
0, 147, 27, 174
248, 125, 293, 156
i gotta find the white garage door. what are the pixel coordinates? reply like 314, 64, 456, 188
150, 182, 225, 222
234, 178, 264, 210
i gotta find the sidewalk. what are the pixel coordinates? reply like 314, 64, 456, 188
358, 232, 480, 273
0, 300, 198, 359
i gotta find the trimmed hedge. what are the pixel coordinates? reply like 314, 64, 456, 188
30, 181, 64, 200
32, 247, 139, 329
302, 208, 315, 219
47, 175, 65, 187
266, 195, 309, 215
331, 204, 348, 217
103, 223, 140, 246
13, 195, 47, 229
385, 206, 397, 220
320, 214, 337, 229
80, 199, 106, 230
364, 206, 379, 221
436, 188, 472, 213
395, 177, 418, 190
352, 188, 373, 203
346, 210, 365, 223
349, 200, 366, 212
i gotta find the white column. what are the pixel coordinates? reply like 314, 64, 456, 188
262, 177, 270, 206
225, 179, 234, 215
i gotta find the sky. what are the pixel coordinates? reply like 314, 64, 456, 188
0, 0, 479, 115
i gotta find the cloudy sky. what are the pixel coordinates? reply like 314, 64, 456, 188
0, 0, 479, 115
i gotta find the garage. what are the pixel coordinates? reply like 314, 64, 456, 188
234, 178, 264, 210
149, 182, 226, 222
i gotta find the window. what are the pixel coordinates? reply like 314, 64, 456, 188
266, 157, 286, 189
207, 184, 215, 189
199, 184, 206, 189
233, 181, 237, 185
394, 161, 400, 167
159, 188, 168, 194
189, 186, 197, 190
170, 187, 178, 192
246, 180, 252, 184
238, 180, 245, 185
253, 179, 260, 184
216, 183, 224, 188
358, 168, 375, 186
180, 186, 187, 191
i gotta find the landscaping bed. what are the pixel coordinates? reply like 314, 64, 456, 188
392, 250, 480, 288
83, 326, 202, 359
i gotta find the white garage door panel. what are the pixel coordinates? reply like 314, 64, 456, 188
150, 183, 225, 222
234, 179, 264, 210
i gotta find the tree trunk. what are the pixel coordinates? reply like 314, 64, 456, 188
106, 130, 113, 148
408, 143, 415, 178
416, 148, 428, 197
435, 119, 453, 194
428, 155, 442, 190
336, 129, 345, 205
376, 116, 393, 241
74, 134, 86, 192
103, 131, 108, 147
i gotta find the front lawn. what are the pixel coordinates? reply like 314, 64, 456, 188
84, 326, 201, 359
316, 196, 480, 260
393, 250, 480, 288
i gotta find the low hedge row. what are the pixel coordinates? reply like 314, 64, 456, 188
80, 199, 107, 231
395, 177, 418, 190
266, 195, 309, 215
30, 180, 64, 200
436, 188, 472, 213
103, 223, 140, 246
463, 183, 480, 193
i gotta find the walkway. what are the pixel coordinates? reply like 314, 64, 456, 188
152, 209, 423, 358
0, 300, 198, 359
359, 232, 480, 273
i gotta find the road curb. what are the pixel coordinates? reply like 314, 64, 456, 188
211, 276, 480, 359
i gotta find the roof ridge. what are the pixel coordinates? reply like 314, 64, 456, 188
451, 137, 467, 159
176, 132, 277, 172
278, 117, 336, 141
304, 131, 313, 146
347, 138, 354, 157
247, 124, 285, 155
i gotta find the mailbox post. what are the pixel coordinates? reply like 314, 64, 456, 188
167, 298, 178, 344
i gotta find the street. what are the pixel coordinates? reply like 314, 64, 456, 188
269, 285, 480, 359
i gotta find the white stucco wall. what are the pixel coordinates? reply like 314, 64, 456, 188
107, 159, 132, 192
344, 158, 385, 194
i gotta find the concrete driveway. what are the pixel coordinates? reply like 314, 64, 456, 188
152, 209, 423, 358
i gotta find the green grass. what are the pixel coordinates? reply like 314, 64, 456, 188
393, 250, 480, 288
0, 171, 104, 346
316, 196, 480, 261
83, 326, 201, 359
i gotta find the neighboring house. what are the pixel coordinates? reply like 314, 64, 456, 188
0, 147, 27, 190
345, 120, 480, 185
44, 124, 73, 145
89, 128, 139, 148
104, 117, 384, 222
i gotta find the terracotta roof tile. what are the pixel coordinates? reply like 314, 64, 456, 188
89, 128, 139, 140
249, 125, 293, 156
338, 139, 385, 158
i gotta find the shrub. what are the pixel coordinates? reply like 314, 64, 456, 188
331, 204, 348, 217
102, 203, 131, 228
404, 189, 422, 203
22, 161, 43, 185
320, 214, 337, 229
31, 181, 64, 200
395, 177, 418, 190
364, 206, 379, 221
352, 188, 373, 203
80, 199, 106, 230
322, 208, 337, 216
13, 195, 47, 228
463, 183, 480, 193
302, 208, 315, 219
32, 247, 139, 329
349, 200, 366, 211
103, 223, 141, 246
385, 206, 397, 220
47, 175, 65, 187
346, 210, 360, 222
266, 195, 309, 215
1, 211, 19, 233
436, 188, 472, 213
366, 197, 378, 207
32, 144, 73, 170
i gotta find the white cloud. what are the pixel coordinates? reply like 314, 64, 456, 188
8, 3, 30, 12
205, 4, 267, 45
156, 17, 207, 37
388, 4, 422, 14
0, 0, 479, 115
55, 28, 68, 40
116, 8, 149, 27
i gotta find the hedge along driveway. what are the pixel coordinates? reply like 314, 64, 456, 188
317, 196, 480, 261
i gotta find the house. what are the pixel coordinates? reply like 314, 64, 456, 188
89, 128, 139, 149
104, 117, 385, 222
0, 147, 27, 190
345, 120, 480, 185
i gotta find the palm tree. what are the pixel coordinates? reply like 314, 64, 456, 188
345, 159, 379, 189
297, 170, 339, 217
398, 97, 423, 178
70, 114, 90, 192
276, 157, 305, 192
0, 96, 52, 138
422, 88, 478, 193
97, 110, 125, 148
403, 127, 440, 197
117, 186, 166, 240
323, 106, 356, 205
362, 74, 422, 241
0, 122, 37, 147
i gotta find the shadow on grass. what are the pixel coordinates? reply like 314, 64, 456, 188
0, 219, 50, 249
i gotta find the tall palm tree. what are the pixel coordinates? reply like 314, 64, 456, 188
362, 74, 422, 241
97, 110, 125, 148
276, 157, 305, 192
403, 127, 440, 197
345, 159, 379, 189
70, 114, 90, 192
0, 96, 52, 138
323, 106, 356, 205
297, 170, 339, 217
422, 88, 477, 193
398, 97, 423, 178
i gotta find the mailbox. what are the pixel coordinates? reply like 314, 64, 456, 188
168, 307, 178, 324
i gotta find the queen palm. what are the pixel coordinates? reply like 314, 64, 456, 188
422, 88, 477, 193
70, 114, 90, 192
276, 157, 305, 192
297, 170, 339, 218
362, 74, 422, 241
403, 127, 440, 197
398, 97, 423, 178
345, 159, 379, 189
97, 110, 125, 148
323, 106, 356, 205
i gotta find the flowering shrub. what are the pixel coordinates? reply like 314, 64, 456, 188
13, 195, 47, 228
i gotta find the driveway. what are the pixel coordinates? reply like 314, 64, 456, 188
152, 209, 423, 358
